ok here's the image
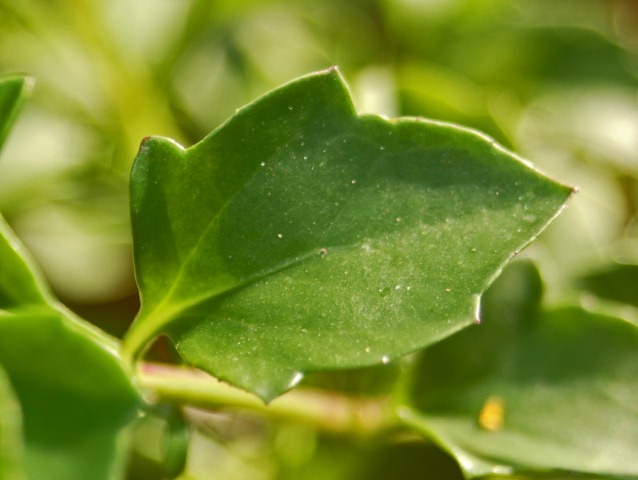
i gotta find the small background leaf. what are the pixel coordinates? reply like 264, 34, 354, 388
0, 75, 33, 152
125, 67, 572, 401
398, 261, 638, 479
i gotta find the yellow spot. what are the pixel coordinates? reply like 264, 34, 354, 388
478, 395, 505, 431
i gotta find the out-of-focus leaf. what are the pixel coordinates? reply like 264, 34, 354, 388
396, 62, 509, 146
431, 25, 635, 94
0, 216, 139, 480
277, 435, 465, 480
124, 67, 572, 401
399, 261, 638, 479
577, 263, 638, 309
350, 440, 464, 480
0, 365, 25, 480
0, 310, 139, 480
118, 403, 189, 479
0, 75, 32, 152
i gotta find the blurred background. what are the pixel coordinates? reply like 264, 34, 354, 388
0, 0, 637, 478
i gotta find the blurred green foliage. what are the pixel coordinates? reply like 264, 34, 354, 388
0, 0, 637, 478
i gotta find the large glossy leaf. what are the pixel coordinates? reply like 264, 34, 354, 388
398, 261, 638, 479
0, 216, 139, 480
124, 67, 572, 401
0, 75, 33, 152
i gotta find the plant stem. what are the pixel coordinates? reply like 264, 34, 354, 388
138, 362, 393, 435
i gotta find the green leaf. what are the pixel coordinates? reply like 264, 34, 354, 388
398, 261, 638, 479
0, 75, 33, 152
0, 215, 139, 480
0, 365, 25, 480
124, 67, 573, 401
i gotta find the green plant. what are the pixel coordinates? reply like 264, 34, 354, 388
1, 64, 637, 480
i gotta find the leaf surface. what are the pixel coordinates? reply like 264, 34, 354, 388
398, 261, 638, 479
0, 215, 139, 480
0, 75, 33, 151
125, 67, 573, 400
